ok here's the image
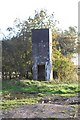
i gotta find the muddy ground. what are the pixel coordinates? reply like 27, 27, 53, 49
1, 95, 80, 119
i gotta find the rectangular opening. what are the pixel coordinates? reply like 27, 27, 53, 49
38, 65, 45, 80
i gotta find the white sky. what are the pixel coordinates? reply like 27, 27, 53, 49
0, 0, 79, 38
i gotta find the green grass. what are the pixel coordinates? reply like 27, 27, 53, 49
1, 79, 79, 109
1, 97, 40, 109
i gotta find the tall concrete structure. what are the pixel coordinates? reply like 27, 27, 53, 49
32, 29, 53, 80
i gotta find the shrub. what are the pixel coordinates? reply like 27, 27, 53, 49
52, 48, 78, 82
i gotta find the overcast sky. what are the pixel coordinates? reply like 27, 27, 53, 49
0, 0, 79, 39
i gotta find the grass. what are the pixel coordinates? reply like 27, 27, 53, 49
1, 79, 79, 109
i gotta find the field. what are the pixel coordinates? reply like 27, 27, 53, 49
1, 79, 79, 109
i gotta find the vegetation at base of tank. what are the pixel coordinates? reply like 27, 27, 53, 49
1, 79, 79, 109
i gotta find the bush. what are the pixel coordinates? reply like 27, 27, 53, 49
52, 48, 78, 82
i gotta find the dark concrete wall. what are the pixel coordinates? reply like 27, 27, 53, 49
32, 29, 53, 80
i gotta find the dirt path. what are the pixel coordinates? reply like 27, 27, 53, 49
1, 95, 80, 119
2, 104, 79, 119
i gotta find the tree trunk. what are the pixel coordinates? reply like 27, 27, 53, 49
26, 71, 28, 79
